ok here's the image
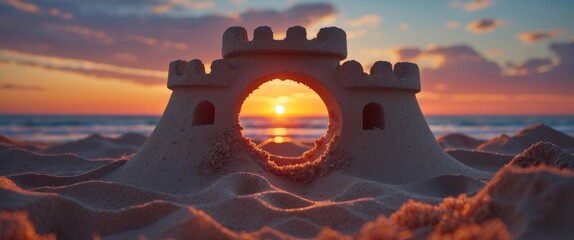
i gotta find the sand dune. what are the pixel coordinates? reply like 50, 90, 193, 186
1, 124, 574, 239
477, 124, 574, 155
2, 153, 573, 239
446, 149, 513, 172
436, 133, 485, 150
0, 149, 114, 176
44, 133, 146, 159
0, 134, 44, 152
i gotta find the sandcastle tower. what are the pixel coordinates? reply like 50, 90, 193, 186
110, 26, 480, 193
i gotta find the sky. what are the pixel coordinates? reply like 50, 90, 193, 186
0, 0, 573, 116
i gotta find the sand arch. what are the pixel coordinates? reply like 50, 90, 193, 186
236, 72, 342, 161
235, 72, 342, 125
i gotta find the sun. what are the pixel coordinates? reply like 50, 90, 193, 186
274, 105, 285, 115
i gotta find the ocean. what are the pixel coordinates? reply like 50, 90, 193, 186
1, 115, 574, 143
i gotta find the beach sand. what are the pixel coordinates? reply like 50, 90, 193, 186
1, 124, 574, 239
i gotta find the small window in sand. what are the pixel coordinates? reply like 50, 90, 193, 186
363, 102, 384, 130
192, 101, 215, 126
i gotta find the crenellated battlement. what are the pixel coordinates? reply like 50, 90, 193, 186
168, 26, 419, 92
222, 26, 347, 59
337, 61, 420, 92
167, 59, 234, 89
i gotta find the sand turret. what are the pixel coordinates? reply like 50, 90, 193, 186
222, 26, 347, 59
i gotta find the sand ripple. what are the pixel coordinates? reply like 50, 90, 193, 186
2, 125, 574, 239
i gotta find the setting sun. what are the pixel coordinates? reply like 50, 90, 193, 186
275, 105, 285, 115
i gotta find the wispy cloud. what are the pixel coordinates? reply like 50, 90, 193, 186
151, 0, 215, 14
346, 29, 367, 39
450, 0, 494, 12
0, 83, 45, 91
0, 49, 166, 83
399, 23, 409, 31
445, 21, 461, 29
485, 48, 502, 57
507, 58, 556, 76
3, 0, 39, 13
344, 14, 381, 28
450, 94, 574, 103
2, 0, 73, 19
45, 24, 113, 44
373, 41, 574, 97
0, 2, 337, 84
516, 29, 565, 44
466, 18, 503, 34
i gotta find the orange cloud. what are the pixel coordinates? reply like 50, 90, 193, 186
463, 0, 493, 11
399, 23, 409, 31
516, 29, 565, 44
486, 49, 502, 57
450, 0, 494, 12
466, 18, 503, 34
445, 21, 461, 29
346, 29, 367, 39
151, 0, 215, 13
344, 14, 381, 28
507, 58, 556, 76
0, 49, 165, 81
49, 8, 74, 20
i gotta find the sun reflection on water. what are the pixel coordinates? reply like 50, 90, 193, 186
272, 127, 287, 136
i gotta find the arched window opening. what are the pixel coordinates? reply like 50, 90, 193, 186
192, 101, 215, 126
363, 102, 384, 130
239, 79, 329, 159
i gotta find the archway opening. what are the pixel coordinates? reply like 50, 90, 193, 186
192, 101, 215, 126
239, 79, 330, 163
363, 102, 384, 130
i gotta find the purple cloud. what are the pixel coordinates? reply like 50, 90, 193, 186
393, 47, 423, 61
0, 2, 337, 84
466, 18, 503, 34
395, 42, 574, 95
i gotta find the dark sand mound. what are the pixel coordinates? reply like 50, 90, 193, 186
0, 149, 113, 176
477, 124, 574, 155
401, 175, 485, 198
437, 133, 485, 150
0, 134, 41, 152
446, 149, 513, 172
510, 141, 574, 169
44, 133, 146, 159
8, 160, 125, 189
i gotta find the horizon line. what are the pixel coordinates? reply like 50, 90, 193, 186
1, 113, 574, 117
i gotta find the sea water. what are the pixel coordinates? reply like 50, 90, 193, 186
1, 115, 573, 143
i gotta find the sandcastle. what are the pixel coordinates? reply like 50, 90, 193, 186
110, 26, 479, 192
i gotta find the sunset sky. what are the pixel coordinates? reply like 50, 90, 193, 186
1, 0, 573, 116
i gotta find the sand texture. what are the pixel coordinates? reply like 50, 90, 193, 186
1, 124, 574, 239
